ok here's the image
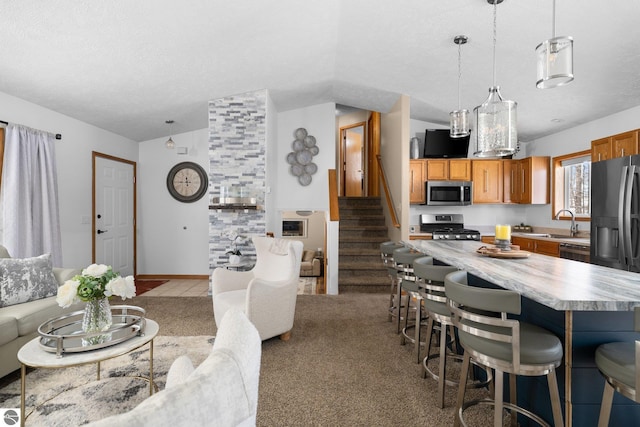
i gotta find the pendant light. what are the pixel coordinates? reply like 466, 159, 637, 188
536, 0, 574, 89
450, 35, 470, 138
474, 0, 517, 158
165, 120, 175, 149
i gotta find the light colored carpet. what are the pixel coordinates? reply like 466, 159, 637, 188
0, 336, 214, 426
297, 277, 317, 295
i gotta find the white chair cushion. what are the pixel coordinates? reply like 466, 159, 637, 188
165, 355, 195, 389
213, 289, 247, 327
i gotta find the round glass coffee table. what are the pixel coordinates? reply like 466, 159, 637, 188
17, 319, 159, 427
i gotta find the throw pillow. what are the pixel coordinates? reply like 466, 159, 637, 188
0, 253, 59, 308
165, 355, 195, 389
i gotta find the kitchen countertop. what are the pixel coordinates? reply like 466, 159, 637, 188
404, 239, 640, 312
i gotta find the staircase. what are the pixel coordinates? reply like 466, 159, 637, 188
338, 196, 391, 293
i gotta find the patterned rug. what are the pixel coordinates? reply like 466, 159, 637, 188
297, 277, 317, 295
0, 335, 214, 426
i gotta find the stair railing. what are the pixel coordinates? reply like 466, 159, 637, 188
376, 155, 400, 228
328, 169, 339, 221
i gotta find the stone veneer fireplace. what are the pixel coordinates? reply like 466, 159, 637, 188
208, 90, 268, 278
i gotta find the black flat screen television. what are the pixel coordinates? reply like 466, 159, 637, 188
423, 129, 470, 158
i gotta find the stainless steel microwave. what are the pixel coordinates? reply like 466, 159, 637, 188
425, 181, 473, 206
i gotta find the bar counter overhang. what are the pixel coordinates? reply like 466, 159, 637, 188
404, 239, 640, 426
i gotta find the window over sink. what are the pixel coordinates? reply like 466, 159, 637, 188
552, 150, 591, 220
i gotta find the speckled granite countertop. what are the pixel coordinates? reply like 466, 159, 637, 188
404, 240, 640, 312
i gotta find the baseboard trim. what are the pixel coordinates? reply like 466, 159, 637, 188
136, 274, 209, 280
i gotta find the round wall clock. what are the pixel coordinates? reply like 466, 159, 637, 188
166, 162, 208, 203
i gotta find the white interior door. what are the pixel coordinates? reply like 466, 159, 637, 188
94, 155, 135, 277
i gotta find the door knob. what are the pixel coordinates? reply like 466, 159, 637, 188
97, 229, 108, 234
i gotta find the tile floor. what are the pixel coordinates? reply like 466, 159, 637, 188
141, 279, 210, 297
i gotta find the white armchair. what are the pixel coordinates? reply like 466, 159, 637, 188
212, 236, 304, 341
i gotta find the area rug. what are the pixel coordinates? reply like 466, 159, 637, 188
297, 277, 316, 295
135, 280, 169, 296
0, 335, 214, 426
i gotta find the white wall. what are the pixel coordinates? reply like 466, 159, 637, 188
274, 103, 335, 213
137, 128, 210, 275
136, 101, 337, 276
521, 104, 640, 230
0, 91, 137, 268
381, 95, 410, 242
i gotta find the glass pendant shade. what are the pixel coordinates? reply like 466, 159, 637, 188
473, 86, 517, 157
165, 120, 175, 149
450, 109, 470, 138
536, 36, 573, 88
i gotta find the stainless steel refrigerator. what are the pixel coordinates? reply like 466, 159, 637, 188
591, 155, 640, 272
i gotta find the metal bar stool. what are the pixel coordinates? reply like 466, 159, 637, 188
595, 306, 640, 426
380, 241, 404, 322
392, 247, 424, 335
400, 255, 433, 361
445, 270, 564, 427
414, 257, 464, 406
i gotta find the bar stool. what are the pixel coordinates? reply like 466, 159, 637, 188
413, 257, 462, 406
380, 241, 404, 322
445, 270, 564, 427
595, 306, 640, 426
392, 247, 424, 335
400, 255, 433, 361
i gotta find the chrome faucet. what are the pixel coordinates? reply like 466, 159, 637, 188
555, 209, 578, 237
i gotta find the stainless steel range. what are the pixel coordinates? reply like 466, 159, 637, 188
419, 214, 481, 241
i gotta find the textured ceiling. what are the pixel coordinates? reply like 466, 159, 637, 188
1, 0, 639, 142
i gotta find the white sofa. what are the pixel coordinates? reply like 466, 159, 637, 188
88, 309, 262, 427
212, 236, 303, 341
300, 249, 321, 277
0, 245, 81, 378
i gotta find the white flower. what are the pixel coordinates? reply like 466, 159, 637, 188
104, 275, 136, 300
56, 280, 80, 308
82, 263, 110, 277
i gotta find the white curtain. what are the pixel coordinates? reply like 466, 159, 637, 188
1, 124, 63, 266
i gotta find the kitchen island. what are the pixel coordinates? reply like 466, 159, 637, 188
405, 239, 640, 427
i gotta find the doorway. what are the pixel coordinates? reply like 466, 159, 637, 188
92, 152, 136, 277
341, 122, 365, 197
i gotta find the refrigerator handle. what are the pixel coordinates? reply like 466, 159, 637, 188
618, 166, 629, 263
622, 166, 635, 265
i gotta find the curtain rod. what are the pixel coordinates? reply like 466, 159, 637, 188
0, 120, 62, 139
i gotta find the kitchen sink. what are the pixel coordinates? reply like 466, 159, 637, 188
547, 234, 581, 239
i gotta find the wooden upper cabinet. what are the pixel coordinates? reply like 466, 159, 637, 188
591, 137, 611, 162
449, 159, 472, 181
503, 159, 514, 203
592, 130, 639, 162
472, 159, 503, 203
426, 159, 471, 181
503, 157, 549, 204
612, 130, 638, 158
426, 159, 448, 180
409, 159, 426, 204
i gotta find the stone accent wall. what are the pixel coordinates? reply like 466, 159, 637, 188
208, 90, 267, 280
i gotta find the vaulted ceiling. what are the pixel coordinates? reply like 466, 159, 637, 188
2, 0, 639, 142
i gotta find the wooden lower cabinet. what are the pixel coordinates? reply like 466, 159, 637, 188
512, 236, 559, 257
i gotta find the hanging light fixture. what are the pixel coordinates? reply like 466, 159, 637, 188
474, 0, 517, 158
536, 0, 574, 89
165, 120, 175, 149
450, 35, 470, 138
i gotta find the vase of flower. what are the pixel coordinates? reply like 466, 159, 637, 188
56, 263, 136, 347
82, 297, 113, 346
